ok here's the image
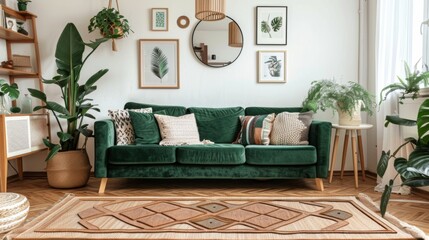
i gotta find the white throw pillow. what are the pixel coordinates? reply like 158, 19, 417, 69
270, 111, 313, 145
154, 113, 201, 146
108, 108, 152, 145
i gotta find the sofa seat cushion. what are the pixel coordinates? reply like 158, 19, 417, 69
245, 145, 317, 165
108, 145, 176, 165
177, 144, 245, 165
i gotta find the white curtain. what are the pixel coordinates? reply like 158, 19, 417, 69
374, 0, 414, 194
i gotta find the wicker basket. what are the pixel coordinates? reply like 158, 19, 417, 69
11, 55, 31, 67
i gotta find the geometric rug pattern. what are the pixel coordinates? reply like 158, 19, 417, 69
9, 195, 417, 239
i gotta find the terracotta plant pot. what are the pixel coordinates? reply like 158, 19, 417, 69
46, 150, 91, 188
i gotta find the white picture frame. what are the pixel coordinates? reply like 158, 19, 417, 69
151, 8, 168, 31
256, 6, 288, 45
5, 16, 16, 31
139, 39, 180, 89
258, 50, 287, 83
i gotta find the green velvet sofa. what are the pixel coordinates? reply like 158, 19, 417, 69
94, 102, 332, 193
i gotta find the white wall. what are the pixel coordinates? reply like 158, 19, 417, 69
9, 0, 360, 172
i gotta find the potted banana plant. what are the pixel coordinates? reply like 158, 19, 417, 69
29, 23, 108, 188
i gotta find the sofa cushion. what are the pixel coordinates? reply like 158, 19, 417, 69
245, 145, 317, 165
235, 114, 275, 145
124, 102, 186, 116
155, 114, 201, 146
177, 144, 245, 165
108, 108, 152, 145
108, 145, 176, 165
187, 107, 244, 143
129, 110, 166, 144
270, 111, 313, 145
245, 107, 302, 116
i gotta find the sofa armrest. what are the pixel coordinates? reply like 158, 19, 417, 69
308, 121, 332, 178
94, 119, 115, 178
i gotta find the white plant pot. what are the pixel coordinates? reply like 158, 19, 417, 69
337, 100, 362, 126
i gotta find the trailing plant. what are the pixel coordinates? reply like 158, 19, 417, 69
379, 61, 429, 104
377, 99, 429, 217
0, 79, 19, 100
151, 47, 169, 81
29, 23, 108, 161
302, 80, 376, 116
261, 14, 282, 38
88, 7, 132, 39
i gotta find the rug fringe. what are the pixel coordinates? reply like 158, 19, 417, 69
357, 193, 429, 240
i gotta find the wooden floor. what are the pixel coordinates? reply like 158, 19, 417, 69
4, 175, 429, 235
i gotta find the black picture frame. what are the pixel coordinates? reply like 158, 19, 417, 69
256, 6, 288, 45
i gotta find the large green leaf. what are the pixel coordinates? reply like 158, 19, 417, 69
385, 115, 416, 127
84, 69, 108, 88
55, 23, 85, 73
394, 157, 420, 179
406, 147, 429, 177
46, 101, 70, 115
402, 178, 429, 187
45, 145, 61, 162
417, 99, 429, 145
57, 132, 73, 142
271, 17, 283, 32
377, 150, 390, 177
28, 88, 47, 102
151, 47, 169, 80
380, 180, 393, 217
0, 82, 19, 100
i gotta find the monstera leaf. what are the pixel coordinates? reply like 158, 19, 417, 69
271, 17, 283, 32
417, 99, 429, 145
151, 47, 169, 81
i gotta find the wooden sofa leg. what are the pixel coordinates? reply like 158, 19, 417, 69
98, 178, 108, 194
315, 178, 324, 191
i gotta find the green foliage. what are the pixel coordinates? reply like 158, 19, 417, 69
302, 80, 376, 117
10, 106, 20, 113
0, 79, 20, 100
151, 47, 169, 81
88, 7, 132, 39
29, 23, 108, 161
17, 0, 31, 3
379, 61, 429, 104
260, 15, 283, 39
377, 99, 429, 217
271, 17, 283, 32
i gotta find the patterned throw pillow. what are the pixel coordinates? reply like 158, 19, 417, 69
108, 108, 152, 145
154, 113, 201, 146
235, 114, 275, 145
270, 111, 313, 145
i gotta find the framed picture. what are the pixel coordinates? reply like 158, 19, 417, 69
139, 39, 180, 89
256, 6, 288, 45
5, 17, 17, 31
258, 51, 287, 83
151, 8, 168, 31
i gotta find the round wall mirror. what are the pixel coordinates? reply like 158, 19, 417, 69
192, 16, 244, 68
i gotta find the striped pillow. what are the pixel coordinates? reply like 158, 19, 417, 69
235, 114, 275, 145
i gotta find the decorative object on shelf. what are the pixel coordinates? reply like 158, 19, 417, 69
177, 15, 189, 29
151, 8, 168, 31
12, 54, 31, 68
0, 79, 19, 114
1, 60, 13, 69
16, 0, 30, 11
20, 93, 31, 113
5, 16, 17, 31
379, 61, 429, 104
192, 16, 243, 68
302, 80, 376, 126
228, 21, 242, 47
256, 6, 287, 45
139, 39, 179, 89
195, 0, 225, 21
9, 106, 20, 113
88, 0, 132, 51
28, 23, 108, 188
16, 21, 28, 35
257, 50, 286, 83
377, 99, 429, 217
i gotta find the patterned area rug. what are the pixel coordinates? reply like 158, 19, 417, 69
6, 194, 425, 240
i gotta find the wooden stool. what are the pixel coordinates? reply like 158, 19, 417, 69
0, 193, 29, 233
328, 124, 373, 188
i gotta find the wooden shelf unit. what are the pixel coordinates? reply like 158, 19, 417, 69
0, 5, 50, 192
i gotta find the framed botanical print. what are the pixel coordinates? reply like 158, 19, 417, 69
151, 8, 169, 31
256, 6, 288, 45
139, 39, 180, 89
258, 51, 287, 83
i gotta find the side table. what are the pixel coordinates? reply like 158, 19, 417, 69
328, 123, 373, 188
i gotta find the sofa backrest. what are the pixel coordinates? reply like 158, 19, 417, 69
124, 102, 186, 116
245, 107, 303, 115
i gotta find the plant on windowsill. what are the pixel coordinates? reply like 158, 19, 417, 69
302, 80, 376, 126
377, 99, 429, 217
28, 23, 108, 189
0, 79, 19, 114
379, 61, 429, 104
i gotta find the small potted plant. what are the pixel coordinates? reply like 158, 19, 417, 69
17, 0, 31, 11
88, 7, 132, 51
302, 80, 376, 125
0, 79, 19, 114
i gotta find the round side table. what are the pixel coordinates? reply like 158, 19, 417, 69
328, 123, 373, 188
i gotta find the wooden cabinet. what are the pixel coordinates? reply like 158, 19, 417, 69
0, 5, 50, 192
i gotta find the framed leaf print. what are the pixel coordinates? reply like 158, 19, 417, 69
258, 51, 287, 83
256, 6, 288, 45
151, 8, 169, 31
139, 39, 180, 89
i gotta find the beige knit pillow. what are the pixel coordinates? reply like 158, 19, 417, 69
270, 111, 313, 145
154, 113, 201, 146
